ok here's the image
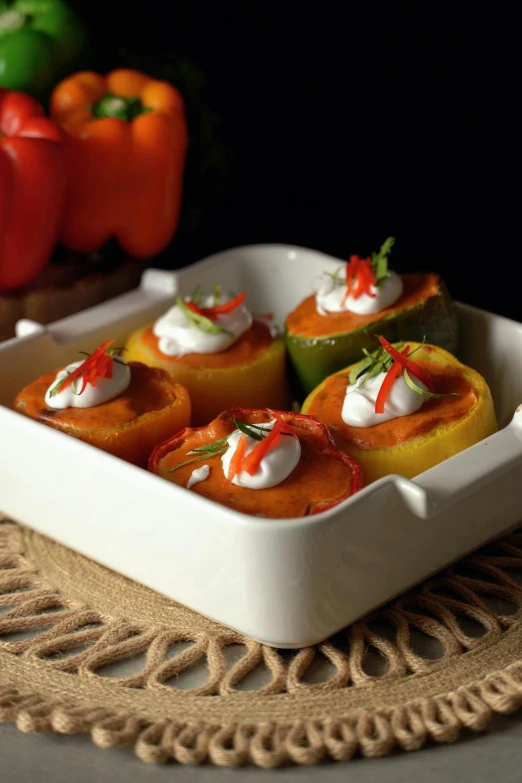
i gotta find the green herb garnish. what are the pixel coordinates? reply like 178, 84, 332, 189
322, 266, 345, 287
168, 418, 289, 473
177, 296, 232, 336
403, 370, 459, 399
232, 417, 268, 441
48, 370, 72, 398
404, 336, 426, 359
232, 418, 294, 440
78, 346, 126, 366
168, 434, 230, 472
349, 343, 404, 386
189, 284, 203, 306
48, 370, 80, 398
371, 236, 395, 286
348, 335, 429, 388
349, 335, 460, 402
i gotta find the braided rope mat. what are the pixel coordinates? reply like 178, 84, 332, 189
1, 516, 522, 768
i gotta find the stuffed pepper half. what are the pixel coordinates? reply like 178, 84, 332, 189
286, 237, 459, 395
14, 339, 191, 467
302, 337, 497, 484
149, 407, 363, 518
125, 287, 290, 425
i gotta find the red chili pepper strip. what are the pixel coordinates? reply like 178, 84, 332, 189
375, 346, 410, 414
345, 255, 358, 289
89, 353, 111, 383
352, 260, 366, 299
202, 291, 246, 317
242, 420, 284, 476
99, 352, 114, 379
228, 433, 248, 480
185, 292, 246, 321
83, 351, 113, 390
361, 258, 377, 297
342, 256, 357, 304
377, 335, 435, 392
58, 340, 115, 394
342, 256, 376, 303
185, 301, 206, 317
241, 418, 297, 476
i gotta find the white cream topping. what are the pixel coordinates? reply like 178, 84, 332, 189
187, 464, 210, 489
152, 294, 253, 357
315, 271, 403, 316
342, 369, 427, 427
221, 420, 301, 490
44, 358, 131, 410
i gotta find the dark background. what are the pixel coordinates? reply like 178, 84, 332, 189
71, 3, 516, 320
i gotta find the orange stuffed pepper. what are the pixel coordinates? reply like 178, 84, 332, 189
149, 408, 363, 518
49, 69, 188, 258
14, 340, 191, 467
125, 286, 290, 425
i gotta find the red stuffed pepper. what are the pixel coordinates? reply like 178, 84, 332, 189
149, 407, 364, 518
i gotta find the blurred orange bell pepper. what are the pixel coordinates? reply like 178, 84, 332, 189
50, 69, 188, 258
0, 88, 67, 291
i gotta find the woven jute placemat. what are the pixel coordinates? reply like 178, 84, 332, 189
1, 515, 522, 768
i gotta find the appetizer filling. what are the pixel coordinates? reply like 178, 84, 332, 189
342, 336, 458, 427
315, 237, 403, 316
44, 340, 130, 410
153, 286, 253, 357
172, 416, 301, 490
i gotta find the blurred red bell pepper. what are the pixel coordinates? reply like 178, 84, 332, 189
0, 87, 67, 290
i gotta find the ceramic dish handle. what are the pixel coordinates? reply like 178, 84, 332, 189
14, 269, 178, 344
410, 405, 522, 516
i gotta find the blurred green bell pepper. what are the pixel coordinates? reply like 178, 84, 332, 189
0, 0, 86, 98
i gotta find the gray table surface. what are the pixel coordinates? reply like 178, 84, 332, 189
2, 713, 522, 782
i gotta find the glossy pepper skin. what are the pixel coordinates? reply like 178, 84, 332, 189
286, 275, 459, 397
0, 87, 66, 290
49, 69, 188, 258
124, 325, 291, 426
302, 342, 498, 485
0, 0, 86, 99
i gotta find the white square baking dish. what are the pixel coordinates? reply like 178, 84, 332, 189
1, 244, 522, 648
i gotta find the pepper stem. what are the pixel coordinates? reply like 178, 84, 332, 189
0, 10, 27, 34
91, 94, 151, 122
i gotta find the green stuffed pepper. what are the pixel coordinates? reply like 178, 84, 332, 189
0, 0, 86, 98
285, 237, 459, 396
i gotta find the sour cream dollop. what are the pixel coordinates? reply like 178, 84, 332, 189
44, 358, 131, 410
315, 272, 403, 316
187, 464, 210, 489
222, 420, 301, 489
153, 294, 253, 357
342, 370, 427, 427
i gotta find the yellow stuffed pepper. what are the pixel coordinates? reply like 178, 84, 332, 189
14, 339, 191, 467
302, 336, 497, 484
124, 287, 290, 425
